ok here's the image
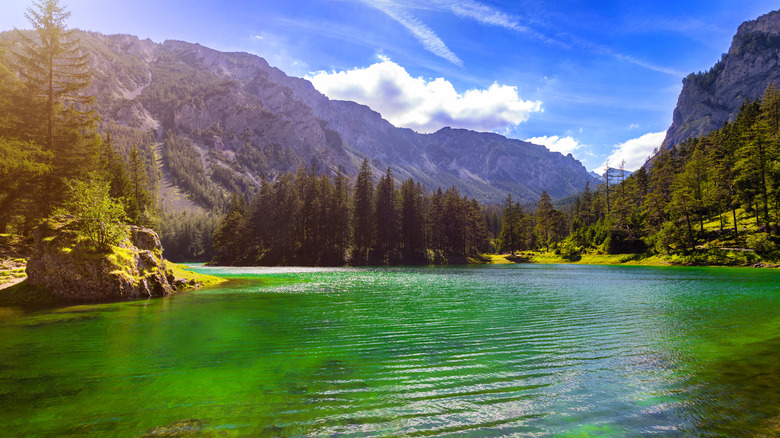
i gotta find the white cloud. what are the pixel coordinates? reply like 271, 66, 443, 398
526, 135, 584, 155
628, 123, 639, 130
445, 1, 526, 32
596, 131, 666, 174
306, 58, 542, 133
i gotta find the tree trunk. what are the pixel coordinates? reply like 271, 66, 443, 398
732, 207, 739, 242
685, 212, 695, 252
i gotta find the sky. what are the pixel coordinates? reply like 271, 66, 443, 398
2, 0, 778, 173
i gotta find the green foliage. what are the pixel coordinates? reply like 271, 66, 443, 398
162, 133, 224, 210
746, 233, 775, 256
562, 83, 780, 264
158, 209, 220, 262
63, 175, 127, 249
0, 1, 100, 233
211, 165, 491, 266
498, 194, 526, 254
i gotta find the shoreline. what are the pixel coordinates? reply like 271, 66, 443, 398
484, 252, 780, 268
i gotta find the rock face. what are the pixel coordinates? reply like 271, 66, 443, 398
0, 30, 595, 204
662, 9, 780, 149
26, 219, 179, 302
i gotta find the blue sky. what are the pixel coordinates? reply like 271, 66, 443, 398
2, 0, 778, 172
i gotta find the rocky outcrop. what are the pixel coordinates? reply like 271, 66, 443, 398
662, 9, 780, 149
25, 219, 183, 302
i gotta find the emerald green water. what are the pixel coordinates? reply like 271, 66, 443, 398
0, 264, 778, 437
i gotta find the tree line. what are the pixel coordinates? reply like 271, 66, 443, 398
212, 160, 491, 266
558, 85, 780, 259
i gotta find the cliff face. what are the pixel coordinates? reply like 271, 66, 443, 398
54, 31, 594, 204
662, 10, 780, 149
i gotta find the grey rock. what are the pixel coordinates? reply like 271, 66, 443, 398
26, 219, 177, 302
662, 9, 780, 150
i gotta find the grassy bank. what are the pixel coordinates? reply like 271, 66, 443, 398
167, 262, 226, 287
486, 250, 779, 268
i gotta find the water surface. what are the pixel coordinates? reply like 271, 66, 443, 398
0, 264, 778, 436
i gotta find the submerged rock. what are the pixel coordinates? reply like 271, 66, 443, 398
143, 419, 205, 437
26, 218, 181, 302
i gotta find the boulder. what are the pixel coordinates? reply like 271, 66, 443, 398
26, 218, 179, 302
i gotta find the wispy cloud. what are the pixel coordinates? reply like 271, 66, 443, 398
445, 1, 526, 32
438, 0, 564, 47
354, 0, 684, 75
307, 56, 541, 133
362, 1, 462, 66
384, 0, 683, 76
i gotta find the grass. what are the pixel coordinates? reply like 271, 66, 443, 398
485, 249, 777, 268
480, 254, 516, 264
167, 262, 226, 287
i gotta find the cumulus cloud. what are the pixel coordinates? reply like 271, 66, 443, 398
306, 58, 542, 133
526, 135, 584, 155
596, 131, 666, 174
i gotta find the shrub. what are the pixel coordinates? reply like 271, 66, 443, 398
64, 174, 127, 249
746, 233, 775, 256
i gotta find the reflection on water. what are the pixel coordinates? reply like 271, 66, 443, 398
0, 264, 777, 436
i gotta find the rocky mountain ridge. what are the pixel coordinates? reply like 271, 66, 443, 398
662, 9, 780, 149
3, 30, 596, 204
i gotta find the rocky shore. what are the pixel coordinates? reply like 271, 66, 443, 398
21, 218, 198, 302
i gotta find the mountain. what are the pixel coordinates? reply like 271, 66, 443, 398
4, 30, 596, 207
662, 9, 780, 149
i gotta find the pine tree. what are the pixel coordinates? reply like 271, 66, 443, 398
536, 191, 554, 251
400, 178, 425, 259
212, 193, 248, 264
0, 50, 51, 231
499, 194, 524, 254
374, 168, 398, 256
352, 159, 374, 263
11, 0, 98, 226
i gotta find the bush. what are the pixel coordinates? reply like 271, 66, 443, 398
64, 175, 127, 249
746, 233, 775, 256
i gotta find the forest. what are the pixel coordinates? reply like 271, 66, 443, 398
211, 160, 493, 266
568, 87, 778, 258
210, 86, 780, 266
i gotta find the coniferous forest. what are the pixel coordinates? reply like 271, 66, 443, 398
210, 86, 780, 266
211, 160, 491, 266
556, 87, 780, 263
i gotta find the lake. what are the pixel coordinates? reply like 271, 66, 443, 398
0, 264, 778, 436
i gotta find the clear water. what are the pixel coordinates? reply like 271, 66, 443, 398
0, 264, 778, 436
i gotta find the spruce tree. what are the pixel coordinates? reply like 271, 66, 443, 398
11, 0, 98, 226
536, 191, 554, 251
352, 159, 374, 263
374, 168, 398, 256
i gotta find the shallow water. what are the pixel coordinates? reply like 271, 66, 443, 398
0, 264, 778, 436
